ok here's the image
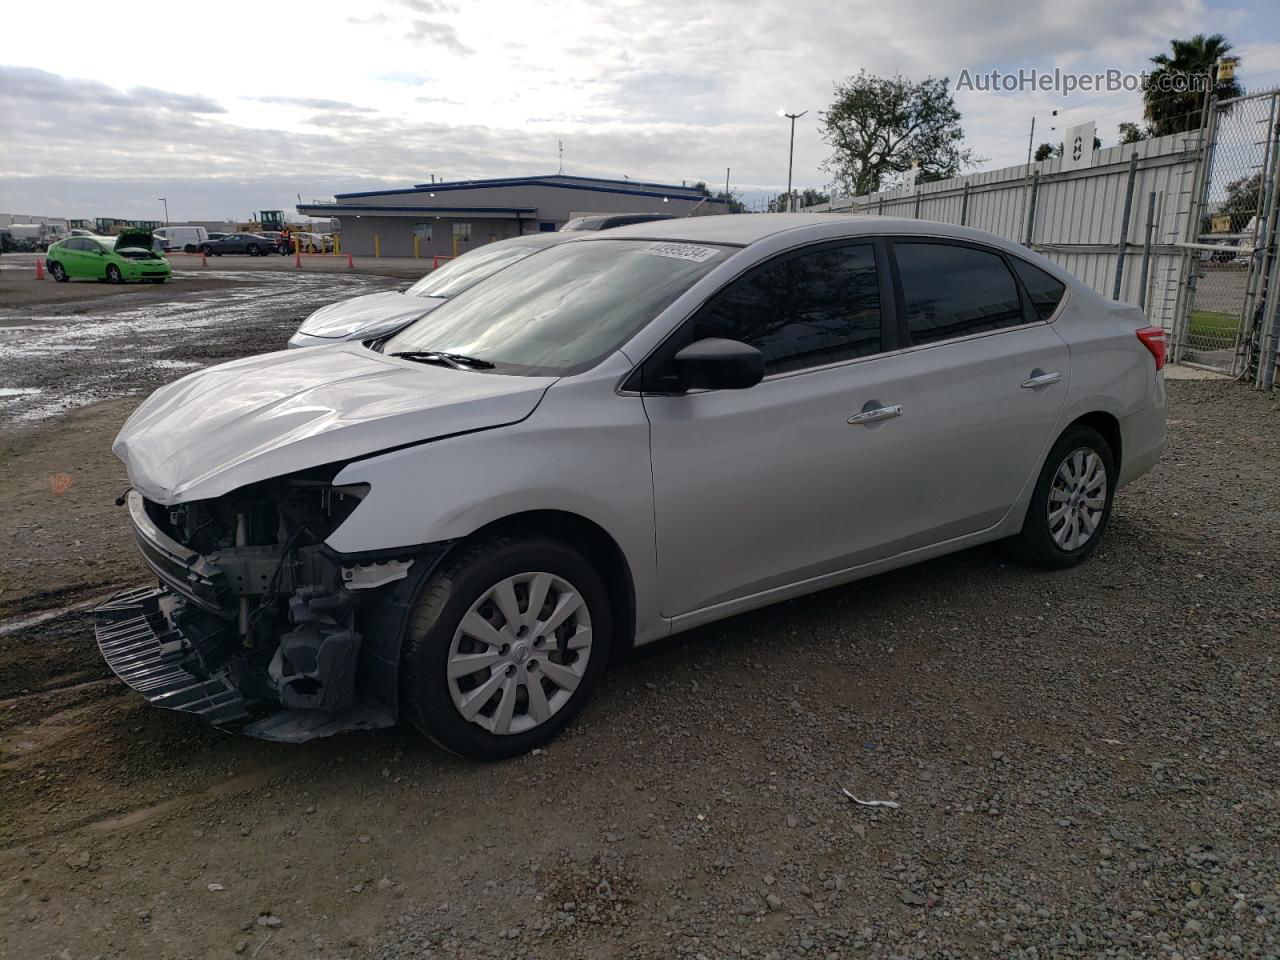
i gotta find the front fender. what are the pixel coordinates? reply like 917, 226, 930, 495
328, 356, 663, 644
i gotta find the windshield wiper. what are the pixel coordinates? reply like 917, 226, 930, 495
390, 350, 495, 369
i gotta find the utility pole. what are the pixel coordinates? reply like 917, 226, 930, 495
725, 167, 731, 211
779, 110, 808, 212
558, 139, 564, 174
158, 197, 169, 225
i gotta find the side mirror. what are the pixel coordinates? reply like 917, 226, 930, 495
673, 338, 765, 391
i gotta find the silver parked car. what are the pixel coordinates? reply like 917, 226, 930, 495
98, 214, 1167, 758
287, 233, 571, 347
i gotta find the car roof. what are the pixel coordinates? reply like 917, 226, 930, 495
595, 212, 1028, 251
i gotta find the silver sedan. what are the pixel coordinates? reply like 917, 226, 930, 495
102, 214, 1167, 758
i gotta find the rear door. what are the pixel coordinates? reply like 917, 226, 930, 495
877, 238, 1071, 541
64, 238, 95, 277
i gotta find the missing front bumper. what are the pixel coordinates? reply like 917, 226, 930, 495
94, 586, 250, 725
93, 586, 395, 742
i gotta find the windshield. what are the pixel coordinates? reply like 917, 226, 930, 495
403, 237, 560, 299
382, 238, 729, 375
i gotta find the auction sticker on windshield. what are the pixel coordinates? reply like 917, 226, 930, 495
643, 242, 720, 263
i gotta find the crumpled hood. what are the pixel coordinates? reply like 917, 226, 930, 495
114, 343, 556, 504
297, 290, 445, 340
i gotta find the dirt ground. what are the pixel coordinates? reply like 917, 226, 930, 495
0, 273, 1277, 960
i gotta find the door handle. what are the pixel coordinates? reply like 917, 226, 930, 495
847, 403, 903, 426
1020, 371, 1062, 389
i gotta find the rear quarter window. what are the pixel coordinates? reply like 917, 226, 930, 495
1010, 258, 1068, 320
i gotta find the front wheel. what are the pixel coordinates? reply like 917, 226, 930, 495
105, 264, 123, 284
50, 261, 68, 282
247, 244, 260, 257
1010, 425, 1115, 569
400, 536, 612, 760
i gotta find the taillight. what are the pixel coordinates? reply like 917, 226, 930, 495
1136, 326, 1167, 370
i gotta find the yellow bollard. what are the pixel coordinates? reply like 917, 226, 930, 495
333, 235, 340, 256
413, 234, 420, 259
374, 234, 381, 258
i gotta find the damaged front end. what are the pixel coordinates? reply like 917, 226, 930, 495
95, 476, 441, 742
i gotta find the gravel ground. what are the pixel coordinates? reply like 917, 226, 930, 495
0, 277, 1276, 960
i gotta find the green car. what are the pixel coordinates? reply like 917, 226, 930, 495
46, 231, 171, 284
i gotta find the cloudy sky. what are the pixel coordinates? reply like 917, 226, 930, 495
2, 0, 1279, 221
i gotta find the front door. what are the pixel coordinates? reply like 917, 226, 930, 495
643, 240, 903, 618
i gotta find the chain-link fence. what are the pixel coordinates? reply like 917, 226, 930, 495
1173, 90, 1280, 384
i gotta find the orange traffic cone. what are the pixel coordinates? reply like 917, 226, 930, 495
35, 258, 45, 280
295, 247, 302, 268
347, 253, 354, 269
201, 252, 208, 267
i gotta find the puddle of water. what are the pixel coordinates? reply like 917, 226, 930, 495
1, 271, 397, 427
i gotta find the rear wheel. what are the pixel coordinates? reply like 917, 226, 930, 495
1011, 425, 1115, 569
105, 264, 123, 284
49, 261, 68, 282
183, 244, 197, 254
198, 244, 212, 256
400, 536, 612, 760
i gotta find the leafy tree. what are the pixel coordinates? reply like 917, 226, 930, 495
715, 191, 748, 214
1034, 137, 1101, 162
1219, 172, 1262, 231
1118, 122, 1151, 144
820, 71, 979, 195
691, 181, 748, 214
1144, 34, 1242, 136
770, 188, 831, 211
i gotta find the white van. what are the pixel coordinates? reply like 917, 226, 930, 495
153, 226, 208, 253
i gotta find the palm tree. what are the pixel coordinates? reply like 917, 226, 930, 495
1144, 34, 1242, 136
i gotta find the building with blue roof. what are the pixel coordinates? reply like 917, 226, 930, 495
296, 174, 728, 257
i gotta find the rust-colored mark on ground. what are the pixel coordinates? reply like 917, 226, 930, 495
51, 473, 73, 495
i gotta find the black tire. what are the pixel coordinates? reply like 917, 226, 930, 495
1010, 424, 1116, 569
400, 536, 612, 760
49, 261, 68, 283
183, 244, 197, 254
247, 244, 261, 257
198, 244, 212, 256
105, 264, 123, 284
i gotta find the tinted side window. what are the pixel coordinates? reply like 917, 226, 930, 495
691, 243, 882, 373
895, 242, 1023, 345
1010, 257, 1067, 320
